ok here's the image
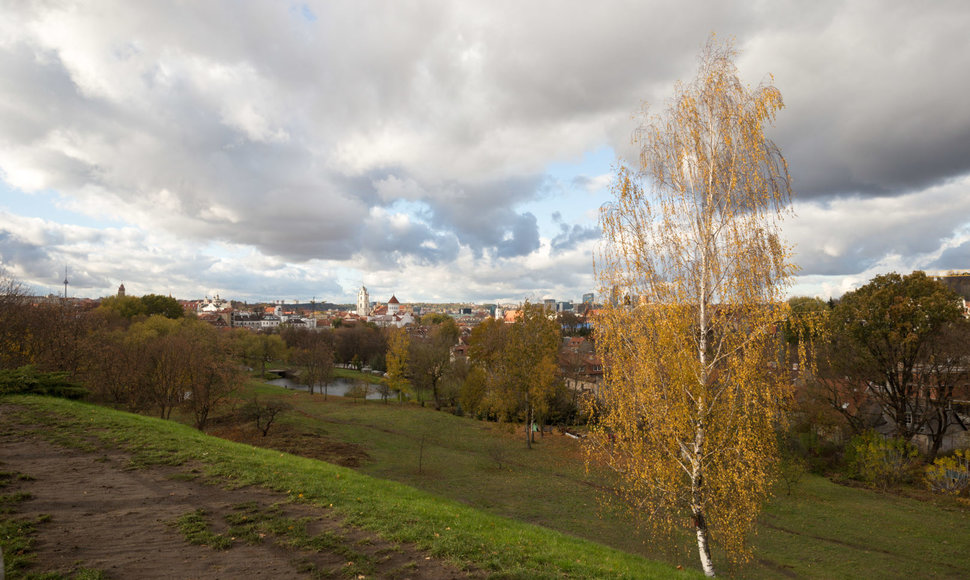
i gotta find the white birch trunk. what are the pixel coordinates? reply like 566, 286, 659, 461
694, 504, 716, 577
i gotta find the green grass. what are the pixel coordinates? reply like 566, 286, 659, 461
752, 475, 970, 579
333, 367, 387, 385
175, 508, 233, 550
0, 476, 51, 578
230, 382, 970, 579
8, 390, 970, 579
1, 394, 694, 579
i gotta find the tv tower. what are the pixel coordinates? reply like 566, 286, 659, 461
63, 267, 69, 299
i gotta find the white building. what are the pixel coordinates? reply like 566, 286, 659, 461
356, 286, 371, 316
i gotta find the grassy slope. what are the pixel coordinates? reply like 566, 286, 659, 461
757, 475, 970, 579
1, 394, 694, 580
229, 383, 970, 579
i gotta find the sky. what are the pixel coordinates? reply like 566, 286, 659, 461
1, 1, 969, 305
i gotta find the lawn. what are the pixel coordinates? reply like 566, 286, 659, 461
228, 382, 970, 579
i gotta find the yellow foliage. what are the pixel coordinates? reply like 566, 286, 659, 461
588, 36, 795, 575
385, 326, 411, 397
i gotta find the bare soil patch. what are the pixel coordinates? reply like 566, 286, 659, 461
208, 423, 371, 468
0, 418, 476, 579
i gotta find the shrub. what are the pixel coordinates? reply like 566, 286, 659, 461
239, 397, 291, 436
345, 382, 370, 403
0, 366, 88, 399
925, 448, 970, 496
844, 430, 920, 488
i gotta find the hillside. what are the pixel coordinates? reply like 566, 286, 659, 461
0, 395, 694, 579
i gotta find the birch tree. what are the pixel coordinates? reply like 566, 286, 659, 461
588, 38, 795, 576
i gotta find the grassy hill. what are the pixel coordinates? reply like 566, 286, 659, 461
226, 380, 970, 579
6, 386, 970, 579
1, 394, 695, 579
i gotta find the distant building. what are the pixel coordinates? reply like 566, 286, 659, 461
356, 286, 371, 316
388, 294, 400, 315
117, 283, 125, 298
582, 292, 594, 305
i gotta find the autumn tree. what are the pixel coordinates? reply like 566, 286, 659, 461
231, 330, 288, 377
504, 303, 560, 448
588, 39, 795, 576
181, 323, 242, 429
409, 316, 460, 409
242, 396, 291, 436
466, 305, 560, 447
334, 324, 386, 370
385, 326, 411, 401
0, 268, 34, 369
127, 316, 191, 419
284, 327, 334, 396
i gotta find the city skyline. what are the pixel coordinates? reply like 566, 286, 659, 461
2, 2, 969, 304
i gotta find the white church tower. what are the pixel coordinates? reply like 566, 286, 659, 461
356, 285, 371, 316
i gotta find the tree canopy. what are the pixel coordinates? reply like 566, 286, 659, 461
825, 271, 967, 456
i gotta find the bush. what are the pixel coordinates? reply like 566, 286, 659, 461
844, 430, 920, 488
345, 382, 370, 403
0, 366, 88, 399
239, 397, 291, 436
925, 448, 970, 496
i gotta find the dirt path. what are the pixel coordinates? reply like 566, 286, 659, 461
0, 422, 476, 579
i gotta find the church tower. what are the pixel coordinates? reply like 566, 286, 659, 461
356, 286, 371, 316
118, 283, 126, 298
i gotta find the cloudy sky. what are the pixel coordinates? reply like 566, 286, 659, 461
2, 1, 969, 304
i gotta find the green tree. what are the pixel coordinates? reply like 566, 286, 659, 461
99, 294, 147, 320
826, 271, 966, 456
140, 293, 184, 319
589, 38, 795, 575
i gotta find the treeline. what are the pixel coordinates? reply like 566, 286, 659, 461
1, 272, 587, 441
0, 273, 387, 428
785, 271, 970, 492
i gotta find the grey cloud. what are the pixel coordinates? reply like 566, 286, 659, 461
551, 213, 600, 253
496, 212, 540, 258
742, 4, 970, 199
426, 176, 545, 258
930, 242, 970, 272
357, 212, 461, 268
1, 1, 969, 302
